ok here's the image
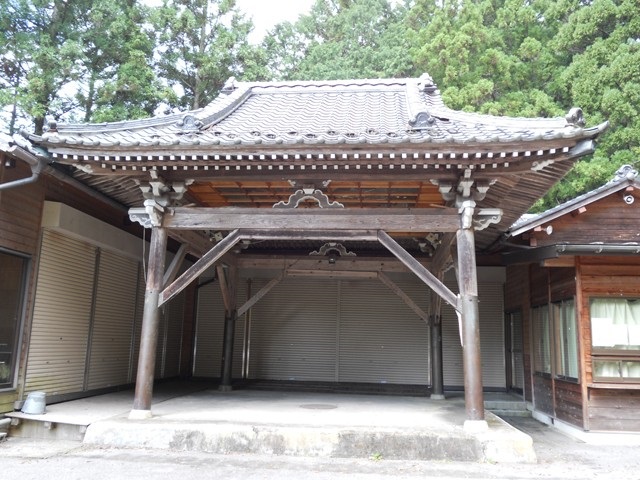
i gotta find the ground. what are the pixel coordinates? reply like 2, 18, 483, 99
1, 416, 639, 480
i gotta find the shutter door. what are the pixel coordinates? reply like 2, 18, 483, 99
478, 283, 506, 388
193, 281, 224, 377
249, 277, 338, 382
25, 230, 96, 395
339, 277, 430, 385
441, 279, 505, 389
128, 267, 145, 382
161, 293, 185, 378
193, 278, 247, 378
86, 250, 138, 390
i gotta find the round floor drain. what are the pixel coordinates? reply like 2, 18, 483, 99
300, 403, 337, 410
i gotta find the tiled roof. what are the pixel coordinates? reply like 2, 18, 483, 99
30, 75, 606, 153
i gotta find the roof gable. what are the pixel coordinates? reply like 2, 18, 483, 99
508, 165, 640, 238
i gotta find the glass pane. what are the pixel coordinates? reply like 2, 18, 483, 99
0, 251, 27, 387
593, 360, 620, 379
591, 298, 640, 351
622, 361, 640, 379
557, 299, 579, 379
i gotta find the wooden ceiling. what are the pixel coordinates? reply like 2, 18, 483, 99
188, 180, 445, 208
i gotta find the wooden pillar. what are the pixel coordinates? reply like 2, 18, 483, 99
430, 315, 444, 399
217, 262, 237, 391
429, 273, 445, 399
130, 226, 168, 419
220, 310, 237, 391
456, 204, 487, 430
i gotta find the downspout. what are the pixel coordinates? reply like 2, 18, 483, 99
0, 145, 49, 191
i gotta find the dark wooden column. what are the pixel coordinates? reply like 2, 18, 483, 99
130, 226, 168, 418
456, 203, 486, 429
429, 272, 445, 399
217, 262, 238, 391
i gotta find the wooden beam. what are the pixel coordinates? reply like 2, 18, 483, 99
159, 229, 241, 306
237, 274, 283, 317
377, 230, 459, 311
216, 263, 237, 312
241, 230, 379, 242
377, 272, 430, 324
163, 244, 187, 289
286, 269, 378, 279
237, 256, 429, 272
162, 207, 461, 232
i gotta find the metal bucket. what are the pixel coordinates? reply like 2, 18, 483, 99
21, 391, 46, 415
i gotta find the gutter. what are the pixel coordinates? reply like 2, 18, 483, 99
502, 243, 640, 265
0, 136, 49, 191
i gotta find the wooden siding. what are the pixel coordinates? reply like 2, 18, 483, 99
528, 192, 640, 246
506, 265, 532, 401
577, 256, 640, 431
530, 264, 548, 307
587, 389, 640, 432
549, 268, 575, 302
555, 380, 582, 427
0, 161, 44, 254
532, 375, 553, 415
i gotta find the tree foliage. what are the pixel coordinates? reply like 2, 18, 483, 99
1, 0, 637, 210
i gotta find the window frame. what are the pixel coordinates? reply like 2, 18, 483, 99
552, 298, 580, 383
531, 304, 552, 377
0, 247, 29, 391
589, 296, 640, 384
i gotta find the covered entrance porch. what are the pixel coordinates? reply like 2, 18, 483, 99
26, 74, 606, 433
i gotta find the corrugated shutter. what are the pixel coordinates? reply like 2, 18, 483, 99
160, 293, 185, 378
249, 277, 338, 382
478, 283, 506, 388
25, 230, 96, 395
193, 281, 225, 377
193, 278, 246, 378
441, 278, 505, 389
86, 250, 138, 390
128, 267, 145, 382
339, 277, 430, 385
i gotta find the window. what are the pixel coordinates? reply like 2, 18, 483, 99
553, 299, 579, 381
532, 305, 551, 375
590, 298, 640, 383
0, 250, 28, 389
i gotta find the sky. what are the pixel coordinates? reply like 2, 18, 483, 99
235, 0, 316, 42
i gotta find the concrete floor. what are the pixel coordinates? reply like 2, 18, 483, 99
6, 381, 535, 463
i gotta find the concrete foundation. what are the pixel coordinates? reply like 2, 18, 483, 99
5, 382, 536, 463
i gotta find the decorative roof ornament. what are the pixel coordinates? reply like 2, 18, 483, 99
611, 164, 638, 182
565, 107, 586, 127
176, 114, 202, 133
221, 76, 238, 95
407, 73, 437, 130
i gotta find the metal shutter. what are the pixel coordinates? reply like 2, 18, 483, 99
86, 250, 138, 390
193, 278, 246, 379
128, 267, 145, 382
249, 277, 338, 381
441, 277, 505, 389
193, 281, 224, 377
25, 230, 96, 395
160, 292, 185, 378
338, 277, 430, 385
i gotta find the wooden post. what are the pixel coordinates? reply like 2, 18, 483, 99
429, 272, 445, 399
217, 262, 237, 391
220, 310, 237, 391
430, 316, 444, 399
456, 203, 487, 430
130, 226, 168, 419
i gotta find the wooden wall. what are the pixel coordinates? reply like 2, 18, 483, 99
505, 264, 532, 402
578, 256, 640, 432
0, 154, 45, 413
506, 262, 585, 425
527, 192, 640, 246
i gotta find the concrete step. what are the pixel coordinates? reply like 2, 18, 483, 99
491, 409, 532, 418
0, 432, 6, 443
